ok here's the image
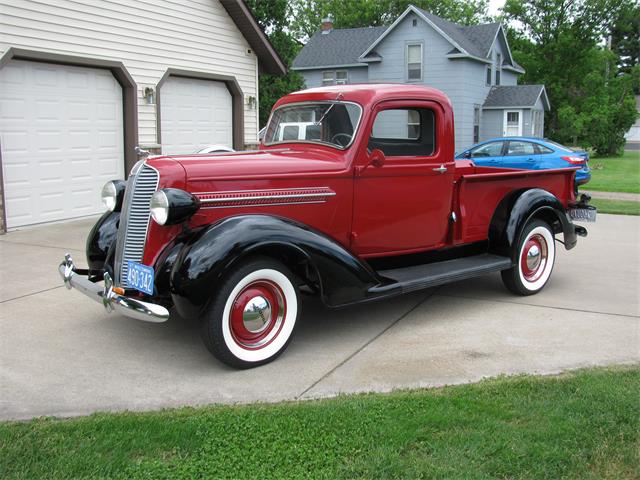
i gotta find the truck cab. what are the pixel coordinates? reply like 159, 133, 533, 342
60, 84, 593, 368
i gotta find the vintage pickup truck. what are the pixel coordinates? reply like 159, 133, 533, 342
59, 84, 594, 368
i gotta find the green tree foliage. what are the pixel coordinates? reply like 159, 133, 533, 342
503, 0, 638, 155
289, 0, 488, 40
610, 2, 640, 79
245, 0, 304, 128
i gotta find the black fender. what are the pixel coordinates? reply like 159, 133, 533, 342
489, 188, 578, 260
169, 215, 382, 319
86, 211, 120, 275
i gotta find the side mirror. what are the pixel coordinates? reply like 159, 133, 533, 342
463, 151, 472, 159
369, 148, 386, 168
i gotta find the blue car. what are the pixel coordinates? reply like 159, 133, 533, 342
456, 137, 591, 190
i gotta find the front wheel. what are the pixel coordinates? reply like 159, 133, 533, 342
501, 219, 556, 296
201, 257, 300, 369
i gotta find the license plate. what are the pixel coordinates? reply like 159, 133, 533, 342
127, 261, 155, 295
569, 207, 597, 222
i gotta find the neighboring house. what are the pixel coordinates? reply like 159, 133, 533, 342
0, 0, 285, 232
293, 5, 550, 153
624, 95, 640, 149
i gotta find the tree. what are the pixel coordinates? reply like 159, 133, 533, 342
245, 0, 305, 128
503, 0, 638, 154
610, 2, 640, 80
289, 0, 488, 40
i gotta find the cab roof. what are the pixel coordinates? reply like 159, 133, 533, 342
274, 83, 452, 110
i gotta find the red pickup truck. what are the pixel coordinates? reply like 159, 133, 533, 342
59, 84, 594, 368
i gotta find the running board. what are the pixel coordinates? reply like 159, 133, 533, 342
371, 254, 512, 294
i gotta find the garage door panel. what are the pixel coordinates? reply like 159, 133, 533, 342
161, 76, 232, 155
0, 60, 124, 228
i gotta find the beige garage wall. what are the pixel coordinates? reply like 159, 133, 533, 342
0, 0, 259, 147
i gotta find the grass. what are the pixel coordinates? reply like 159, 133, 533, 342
587, 151, 640, 193
1, 367, 638, 480
591, 198, 640, 216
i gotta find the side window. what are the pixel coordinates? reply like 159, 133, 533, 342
369, 108, 435, 157
506, 141, 536, 156
470, 141, 503, 158
534, 143, 554, 154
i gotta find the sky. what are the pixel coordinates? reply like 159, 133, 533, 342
488, 0, 506, 16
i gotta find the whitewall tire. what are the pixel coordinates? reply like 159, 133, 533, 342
501, 219, 556, 296
201, 257, 299, 368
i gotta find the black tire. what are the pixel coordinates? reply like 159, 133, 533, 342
501, 219, 556, 296
200, 257, 300, 369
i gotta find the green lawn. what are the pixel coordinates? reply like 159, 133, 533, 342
591, 198, 640, 216
1, 367, 638, 480
587, 151, 640, 193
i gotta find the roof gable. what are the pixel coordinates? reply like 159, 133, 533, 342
483, 85, 550, 110
219, 0, 286, 75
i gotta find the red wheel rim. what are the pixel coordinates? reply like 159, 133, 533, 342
229, 280, 286, 350
520, 233, 548, 282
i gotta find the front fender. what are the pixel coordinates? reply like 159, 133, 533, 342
169, 215, 382, 319
86, 211, 120, 275
489, 188, 578, 259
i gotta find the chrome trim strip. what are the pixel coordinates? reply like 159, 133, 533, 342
201, 200, 328, 210
199, 192, 336, 204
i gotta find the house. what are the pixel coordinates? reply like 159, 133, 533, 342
292, 5, 550, 153
0, 0, 285, 232
624, 95, 640, 150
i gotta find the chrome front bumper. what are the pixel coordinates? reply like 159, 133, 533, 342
58, 254, 170, 323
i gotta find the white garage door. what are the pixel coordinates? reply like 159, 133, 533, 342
0, 60, 124, 228
160, 76, 233, 155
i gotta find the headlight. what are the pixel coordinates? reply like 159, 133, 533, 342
150, 188, 199, 226
101, 180, 125, 212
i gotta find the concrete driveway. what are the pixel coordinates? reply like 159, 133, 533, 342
1, 214, 638, 420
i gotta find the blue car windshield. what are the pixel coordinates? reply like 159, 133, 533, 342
544, 140, 577, 153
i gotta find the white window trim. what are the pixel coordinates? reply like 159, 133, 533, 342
322, 69, 348, 86
503, 109, 523, 136
406, 42, 423, 82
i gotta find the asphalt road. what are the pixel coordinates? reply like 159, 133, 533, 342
0, 214, 638, 420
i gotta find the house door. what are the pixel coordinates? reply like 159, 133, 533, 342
503, 110, 522, 136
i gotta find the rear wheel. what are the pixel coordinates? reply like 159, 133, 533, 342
201, 257, 300, 369
501, 219, 556, 296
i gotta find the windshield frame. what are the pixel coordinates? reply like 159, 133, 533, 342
263, 100, 363, 150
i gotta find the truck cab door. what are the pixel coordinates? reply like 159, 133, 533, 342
351, 101, 455, 256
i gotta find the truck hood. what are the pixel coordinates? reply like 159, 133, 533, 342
155, 147, 350, 181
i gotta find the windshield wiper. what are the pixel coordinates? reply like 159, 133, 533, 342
314, 93, 344, 126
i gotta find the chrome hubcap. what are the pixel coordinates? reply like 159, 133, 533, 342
242, 295, 272, 333
526, 245, 541, 271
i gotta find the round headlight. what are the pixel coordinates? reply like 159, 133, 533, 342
101, 181, 126, 212
150, 190, 169, 225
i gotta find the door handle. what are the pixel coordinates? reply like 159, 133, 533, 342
433, 164, 448, 174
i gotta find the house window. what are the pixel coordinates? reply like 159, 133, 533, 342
335, 70, 348, 85
486, 65, 492, 86
407, 43, 422, 81
408, 110, 420, 138
473, 106, 480, 143
496, 53, 502, 86
322, 70, 348, 86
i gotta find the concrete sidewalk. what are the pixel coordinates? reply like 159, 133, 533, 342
0, 214, 638, 420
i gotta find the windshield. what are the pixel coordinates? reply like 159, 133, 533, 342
264, 101, 362, 149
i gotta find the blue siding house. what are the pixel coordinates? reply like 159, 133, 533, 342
292, 5, 550, 152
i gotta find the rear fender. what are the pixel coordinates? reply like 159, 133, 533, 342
489, 188, 578, 260
169, 215, 382, 319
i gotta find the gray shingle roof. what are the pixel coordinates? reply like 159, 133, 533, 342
483, 85, 548, 108
292, 26, 387, 69
414, 7, 500, 58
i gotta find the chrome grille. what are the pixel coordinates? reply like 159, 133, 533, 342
114, 162, 159, 287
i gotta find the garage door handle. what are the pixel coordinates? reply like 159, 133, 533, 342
433, 165, 448, 174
